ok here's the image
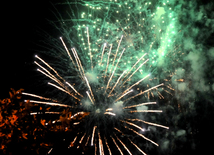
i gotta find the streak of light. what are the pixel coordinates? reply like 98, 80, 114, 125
37, 69, 63, 87
34, 61, 54, 78
126, 83, 164, 101
71, 48, 86, 80
129, 110, 162, 113
104, 44, 112, 78
108, 69, 127, 97
124, 126, 159, 146
22, 92, 53, 101
30, 112, 61, 115
123, 102, 156, 109
48, 148, 53, 154
85, 76, 95, 101
126, 119, 169, 129
114, 128, 147, 155
164, 89, 173, 96
128, 138, 147, 155
104, 111, 116, 116
121, 59, 149, 86
100, 43, 107, 65
104, 136, 112, 155
72, 136, 78, 144
105, 70, 115, 93
106, 108, 113, 111
110, 135, 124, 155
111, 35, 123, 72
114, 133, 132, 155
98, 131, 104, 155
60, 37, 76, 67
111, 48, 126, 80
85, 135, 90, 146
35, 55, 63, 80
48, 82, 80, 101
120, 74, 150, 97
86, 27, 93, 70
158, 91, 164, 99
122, 53, 147, 81
66, 81, 83, 97
79, 133, 86, 144
115, 89, 133, 102
91, 126, 97, 146
86, 91, 94, 105
166, 85, 175, 91
73, 122, 80, 125
25, 100, 71, 107
121, 120, 145, 132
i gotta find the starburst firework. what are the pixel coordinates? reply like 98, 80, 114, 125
23, 28, 169, 154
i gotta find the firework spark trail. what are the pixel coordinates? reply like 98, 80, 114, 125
24, 100, 71, 107
79, 132, 86, 144
71, 48, 86, 81
91, 126, 97, 146
108, 69, 127, 97
26, 31, 169, 155
48, 82, 80, 101
100, 43, 107, 66
115, 89, 133, 102
65, 81, 83, 97
126, 119, 169, 129
126, 83, 164, 101
104, 111, 116, 116
60, 37, 76, 67
110, 35, 123, 74
86, 91, 94, 105
85, 76, 95, 101
36, 68, 62, 87
121, 53, 147, 82
120, 73, 150, 97
30, 112, 61, 115
110, 135, 124, 155
86, 27, 93, 70
121, 120, 145, 132
124, 126, 159, 146
104, 136, 112, 155
35, 55, 64, 81
114, 133, 132, 155
104, 44, 113, 78
98, 131, 104, 155
129, 110, 163, 113
123, 102, 157, 109
22, 92, 53, 101
114, 128, 147, 155
121, 58, 150, 87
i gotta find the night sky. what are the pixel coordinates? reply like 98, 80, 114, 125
2, 1, 56, 97
1, 0, 214, 155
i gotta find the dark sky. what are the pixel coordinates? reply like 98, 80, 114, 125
1, 1, 55, 98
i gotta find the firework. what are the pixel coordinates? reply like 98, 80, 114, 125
23, 28, 169, 154
20, 0, 185, 154
51, 0, 180, 70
